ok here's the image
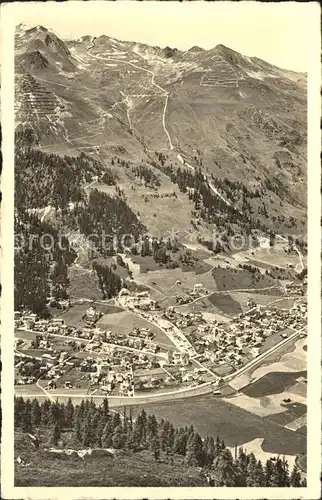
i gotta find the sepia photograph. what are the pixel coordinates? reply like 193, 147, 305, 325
0, 1, 320, 498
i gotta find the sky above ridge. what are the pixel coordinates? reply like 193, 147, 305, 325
8, 1, 319, 72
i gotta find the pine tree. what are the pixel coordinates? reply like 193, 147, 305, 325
265, 458, 274, 486
146, 414, 158, 441
185, 432, 204, 467
22, 400, 32, 433
50, 422, 61, 447
102, 398, 109, 419
215, 434, 224, 455
102, 421, 113, 448
269, 457, 290, 487
40, 399, 51, 426
159, 420, 174, 452
14, 397, 25, 428
150, 436, 161, 461
91, 411, 103, 447
65, 398, 74, 428
203, 436, 216, 467
82, 414, 93, 447
112, 424, 125, 449
174, 428, 189, 456
255, 460, 265, 486
246, 453, 260, 486
212, 449, 237, 486
236, 447, 248, 482
31, 399, 41, 427
290, 464, 302, 486
74, 411, 82, 444
131, 409, 147, 448
50, 401, 61, 426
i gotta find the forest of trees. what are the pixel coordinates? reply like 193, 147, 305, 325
101, 167, 117, 186
159, 165, 269, 235
14, 130, 147, 312
92, 261, 125, 299
74, 189, 146, 255
15, 397, 305, 487
14, 211, 76, 315
132, 165, 161, 188
15, 133, 104, 212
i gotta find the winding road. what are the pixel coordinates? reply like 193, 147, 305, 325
86, 37, 174, 150
16, 39, 307, 407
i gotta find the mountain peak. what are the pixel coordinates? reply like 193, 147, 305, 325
212, 44, 238, 57
162, 46, 179, 59
25, 25, 49, 35
188, 46, 204, 53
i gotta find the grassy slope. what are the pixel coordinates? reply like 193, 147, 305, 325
15, 440, 205, 487
128, 395, 306, 456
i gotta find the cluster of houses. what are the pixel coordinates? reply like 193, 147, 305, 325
15, 311, 69, 334
117, 290, 197, 356
160, 298, 307, 369
134, 363, 210, 392
14, 306, 166, 394
164, 307, 204, 329
118, 289, 157, 311
14, 290, 307, 394
91, 360, 134, 396
14, 341, 74, 386
284, 279, 307, 296
192, 300, 307, 367
175, 283, 209, 305
14, 308, 162, 355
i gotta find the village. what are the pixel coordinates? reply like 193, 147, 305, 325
14, 297, 212, 396
14, 278, 307, 397
165, 299, 307, 371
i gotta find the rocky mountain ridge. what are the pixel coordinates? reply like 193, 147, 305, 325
15, 25, 307, 239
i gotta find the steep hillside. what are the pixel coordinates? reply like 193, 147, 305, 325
14, 397, 305, 487
15, 25, 307, 240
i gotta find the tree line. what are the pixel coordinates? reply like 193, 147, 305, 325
92, 261, 125, 299
74, 189, 146, 256
132, 165, 161, 188
14, 211, 76, 315
15, 397, 304, 487
15, 131, 104, 212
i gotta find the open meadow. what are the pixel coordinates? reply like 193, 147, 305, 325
129, 394, 306, 456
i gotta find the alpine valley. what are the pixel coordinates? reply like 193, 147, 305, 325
14, 24, 308, 487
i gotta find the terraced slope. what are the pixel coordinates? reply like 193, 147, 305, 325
15, 25, 307, 238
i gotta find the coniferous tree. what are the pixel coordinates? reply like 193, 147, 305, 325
112, 424, 125, 449
13, 397, 303, 487
203, 436, 216, 467
65, 398, 74, 428
74, 412, 82, 444
146, 414, 158, 441
31, 399, 41, 427
185, 432, 204, 467
82, 413, 93, 447
174, 428, 189, 456
21, 400, 33, 433
290, 465, 302, 486
102, 398, 109, 419
246, 453, 262, 486
50, 422, 61, 447
212, 449, 237, 486
101, 422, 113, 448
40, 400, 51, 426
265, 458, 275, 486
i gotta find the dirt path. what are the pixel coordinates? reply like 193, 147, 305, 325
87, 38, 174, 150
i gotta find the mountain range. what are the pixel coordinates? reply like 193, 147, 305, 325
15, 24, 307, 241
